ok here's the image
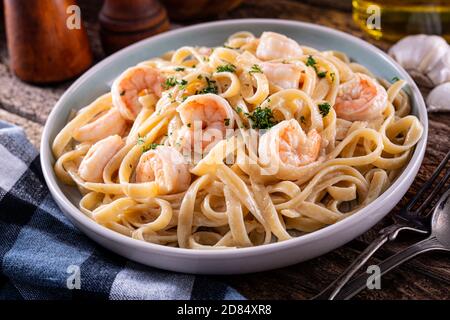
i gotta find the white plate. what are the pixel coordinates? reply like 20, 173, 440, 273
41, 19, 428, 274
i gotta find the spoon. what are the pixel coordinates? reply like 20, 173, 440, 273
332, 189, 450, 300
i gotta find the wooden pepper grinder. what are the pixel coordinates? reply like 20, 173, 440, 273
4, 0, 93, 83
99, 0, 170, 54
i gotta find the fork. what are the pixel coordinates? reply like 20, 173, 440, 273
313, 150, 450, 300
334, 188, 450, 299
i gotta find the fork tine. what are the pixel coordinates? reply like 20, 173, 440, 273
406, 150, 450, 212
414, 166, 450, 214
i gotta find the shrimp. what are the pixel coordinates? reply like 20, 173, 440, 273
256, 32, 303, 61
112, 65, 164, 120
73, 107, 128, 142
278, 120, 321, 166
260, 119, 321, 167
135, 146, 191, 194
261, 62, 302, 89
334, 73, 388, 121
78, 135, 124, 183
176, 94, 234, 151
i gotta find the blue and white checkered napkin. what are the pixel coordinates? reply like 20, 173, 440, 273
0, 121, 244, 300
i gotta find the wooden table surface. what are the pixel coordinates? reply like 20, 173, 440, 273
0, 0, 449, 300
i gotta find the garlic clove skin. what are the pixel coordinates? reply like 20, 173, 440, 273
389, 34, 450, 88
426, 82, 450, 112
427, 50, 450, 87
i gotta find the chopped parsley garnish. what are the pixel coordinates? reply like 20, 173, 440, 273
306, 55, 317, 67
391, 76, 400, 82
187, 123, 191, 128
245, 107, 277, 129
197, 74, 203, 80
162, 77, 188, 90
178, 79, 188, 89
162, 77, 178, 89
236, 107, 242, 113
195, 77, 219, 95
216, 64, 236, 73
138, 134, 159, 152
142, 143, 159, 152
137, 134, 145, 145
174, 67, 185, 71
306, 55, 327, 78
249, 64, 263, 74
317, 71, 327, 78
223, 45, 235, 49
224, 118, 230, 126
318, 102, 331, 117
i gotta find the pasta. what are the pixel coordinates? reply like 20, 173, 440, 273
52, 31, 423, 249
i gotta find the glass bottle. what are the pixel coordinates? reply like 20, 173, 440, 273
352, 0, 450, 41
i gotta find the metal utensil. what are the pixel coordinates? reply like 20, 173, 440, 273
314, 150, 450, 300
334, 188, 450, 299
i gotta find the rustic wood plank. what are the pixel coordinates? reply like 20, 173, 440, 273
0, 63, 68, 125
298, 0, 352, 12
222, 247, 450, 299
0, 109, 42, 148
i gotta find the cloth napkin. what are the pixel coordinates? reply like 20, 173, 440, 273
0, 121, 244, 300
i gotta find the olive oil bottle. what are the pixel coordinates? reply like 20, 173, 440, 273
352, 0, 450, 41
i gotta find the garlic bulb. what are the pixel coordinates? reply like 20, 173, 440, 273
426, 82, 450, 112
389, 35, 450, 88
